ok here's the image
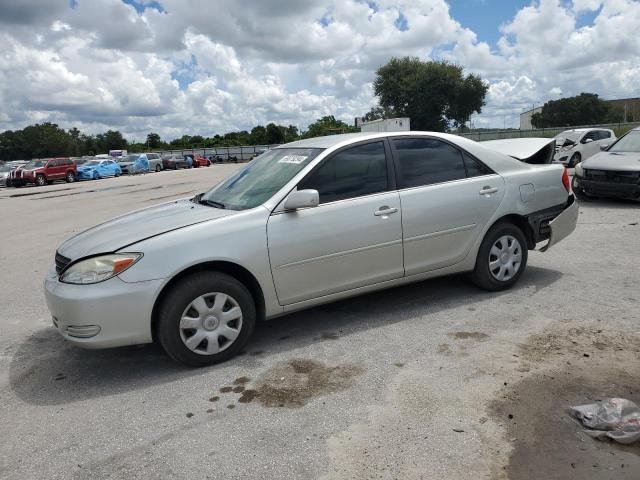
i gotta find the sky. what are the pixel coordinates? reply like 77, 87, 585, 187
1, 0, 639, 141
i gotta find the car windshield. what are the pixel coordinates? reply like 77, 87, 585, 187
24, 160, 46, 169
200, 148, 323, 210
119, 155, 138, 163
608, 131, 640, 153
0, 164, 12, 172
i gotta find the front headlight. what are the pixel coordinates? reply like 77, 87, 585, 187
60, 253, 142, 284
561, 144, 575, 151
574, 162, 583, 177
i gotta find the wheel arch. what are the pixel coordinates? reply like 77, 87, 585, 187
150, 260, 266, 340
485, 213, 536, 250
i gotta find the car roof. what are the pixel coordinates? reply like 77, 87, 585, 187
279, 131, 470, 149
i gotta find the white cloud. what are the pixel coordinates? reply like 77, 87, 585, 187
0, 0, 639, 139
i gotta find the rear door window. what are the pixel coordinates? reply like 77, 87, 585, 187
392, 138, 467, 188
463, 153, 493, 177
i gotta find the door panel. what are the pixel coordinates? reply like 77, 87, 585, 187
267, 192, 403, 305
400, 175, 505, 275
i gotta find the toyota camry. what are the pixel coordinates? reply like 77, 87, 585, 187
45, 132, 578, 366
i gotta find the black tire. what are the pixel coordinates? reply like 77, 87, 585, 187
155, 164, 161, 172
66, 171, 75, 183
174, 164, 178, 170
569, 153, 581, 168
156, 272, 256, 367
469, 222, 528, 291
36, 174, 46, 187
572, 176, 591, 201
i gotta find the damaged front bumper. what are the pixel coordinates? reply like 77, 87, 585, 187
527, 196, 579, 252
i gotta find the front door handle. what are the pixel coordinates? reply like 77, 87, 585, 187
374, 206, 398, 217
479, 186, 498, 195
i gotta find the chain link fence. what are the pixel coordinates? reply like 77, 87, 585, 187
154, 144, 280, 161
455, 121, 640, 142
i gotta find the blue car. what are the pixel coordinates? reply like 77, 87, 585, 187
117, 154, 150, 175
76, 159, 122, 180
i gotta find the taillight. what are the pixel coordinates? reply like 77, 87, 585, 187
562, 167, 571, 193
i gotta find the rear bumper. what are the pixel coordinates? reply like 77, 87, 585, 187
527, 196, 578, 252
577, 178, 640, 198
538, 196, 578, 252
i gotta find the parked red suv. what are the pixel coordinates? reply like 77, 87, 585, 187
185, 153, 211, 168
10, 157, 77, 187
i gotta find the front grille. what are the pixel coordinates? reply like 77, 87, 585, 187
583, 169, 640, 185
55, 252, 71, 274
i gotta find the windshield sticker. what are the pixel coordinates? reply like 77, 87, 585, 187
278, 155, 308, 165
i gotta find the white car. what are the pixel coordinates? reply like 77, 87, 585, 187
554, 128, 616, 167
45, 132, 578, 366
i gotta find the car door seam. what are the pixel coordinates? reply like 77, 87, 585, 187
274, 238, 403, 270
403, 223, 477, 244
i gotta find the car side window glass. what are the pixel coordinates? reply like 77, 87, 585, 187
49, 160, 57, 167
393, 138, 466, 188
298, 141, 388, 204
463, 153, 492, 177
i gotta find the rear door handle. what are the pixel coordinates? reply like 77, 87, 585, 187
479, 186, 498, 195
374, 206, 398, 217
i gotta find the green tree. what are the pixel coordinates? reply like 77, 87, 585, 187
531, 93, 624, 128
265, 123, 285, 144
284, 125, 299, 142
303, 115, 357, 138
250, 125, 267, 144
373, 57, 488, 131
146, 132, 162, 149
96, 130, 127, 152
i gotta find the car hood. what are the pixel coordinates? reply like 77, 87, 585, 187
57, 199, 236, 260
118, 162, 134, 167
582, 151, 640, 171
77, 165, 97, 172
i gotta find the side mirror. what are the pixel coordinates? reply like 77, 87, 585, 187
600, 144, 610, 151
283, 189, 319, 210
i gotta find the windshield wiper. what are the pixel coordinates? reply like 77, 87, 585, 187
195, 194, 227, 209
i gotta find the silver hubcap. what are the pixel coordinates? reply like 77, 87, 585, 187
179, 292, 243, 355
489, 235, 522, 281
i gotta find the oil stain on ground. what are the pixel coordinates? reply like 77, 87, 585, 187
243, 359, 362, 408
488, 324, 640, 480
448, 331, 489, 341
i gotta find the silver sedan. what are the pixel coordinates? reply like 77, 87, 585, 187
45, 132, 578, 366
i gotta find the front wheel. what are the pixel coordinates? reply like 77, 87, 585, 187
155, 164, 161, 172
470, 223, 528, 291
156, 272, 256, 367
36, 174, 46, 187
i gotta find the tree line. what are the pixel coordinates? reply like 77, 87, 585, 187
0, 116, 356, 161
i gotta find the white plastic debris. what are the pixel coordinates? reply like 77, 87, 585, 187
569, 398, 640, 444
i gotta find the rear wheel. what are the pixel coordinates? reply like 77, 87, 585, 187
36, 174, 46, 187
155, 164, 161, 172
65, 171, 75, 183
470, 223, 528, 291
157, 272, 256, 367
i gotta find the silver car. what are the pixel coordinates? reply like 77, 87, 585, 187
45, 132, 578, 366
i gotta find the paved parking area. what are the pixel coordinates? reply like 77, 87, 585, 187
1, 167, 639, 479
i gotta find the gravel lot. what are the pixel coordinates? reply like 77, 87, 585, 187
1, 166, 639, 479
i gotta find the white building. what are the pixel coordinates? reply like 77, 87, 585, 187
519, 107, 542, 130
356, 117, 410, 132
